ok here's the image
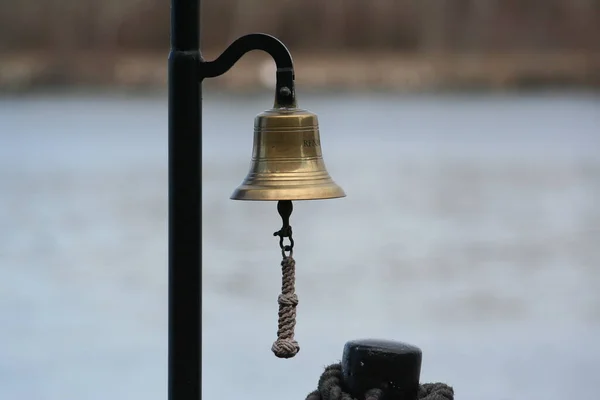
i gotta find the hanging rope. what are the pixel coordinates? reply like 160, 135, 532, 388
272, 200, 300, 358
271, 254, 300, 358
306, 364, 454, 400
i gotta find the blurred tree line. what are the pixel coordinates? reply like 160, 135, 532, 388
0, 0, 598, 54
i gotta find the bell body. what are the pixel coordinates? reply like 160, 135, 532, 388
231, 107, 346, 201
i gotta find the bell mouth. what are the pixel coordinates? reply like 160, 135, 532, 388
230, 181, 346, 201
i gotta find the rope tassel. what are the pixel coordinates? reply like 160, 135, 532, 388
272, 255, 300, 358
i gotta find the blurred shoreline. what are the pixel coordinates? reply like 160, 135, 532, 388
2, 51, 599, 93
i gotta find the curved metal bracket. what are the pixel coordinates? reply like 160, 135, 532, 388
198, 33, 296, 108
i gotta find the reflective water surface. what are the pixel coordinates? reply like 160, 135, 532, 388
1, 92, 599, 400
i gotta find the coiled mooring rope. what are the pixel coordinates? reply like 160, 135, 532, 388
306, 364, 454, 400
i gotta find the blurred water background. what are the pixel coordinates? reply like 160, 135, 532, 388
1, 92, 599, 400
1, 1, 600, 400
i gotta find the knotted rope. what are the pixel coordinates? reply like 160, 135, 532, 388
306, 364, 454, 400
272, 201, 300, 359
271, 254, 300, 358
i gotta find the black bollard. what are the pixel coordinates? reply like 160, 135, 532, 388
342, 339, 422, 400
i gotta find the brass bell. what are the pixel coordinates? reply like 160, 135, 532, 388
231, 106, 346, 201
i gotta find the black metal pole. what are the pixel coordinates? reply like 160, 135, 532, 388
168, 0, 202, 399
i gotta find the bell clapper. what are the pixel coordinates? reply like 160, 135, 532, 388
271, 200, 300, 359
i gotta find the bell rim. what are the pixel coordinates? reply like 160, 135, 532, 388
229, 186, 347, 201
230, 195, 347, 202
